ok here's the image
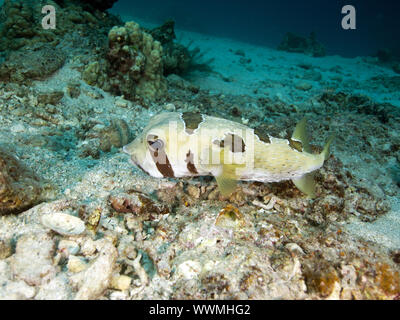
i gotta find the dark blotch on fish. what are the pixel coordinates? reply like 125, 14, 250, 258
185, 150, 198, 174
288, 138, 303, 152
149, 147, 175, 178
254, 128, 271, 144
181, 112, 203, 134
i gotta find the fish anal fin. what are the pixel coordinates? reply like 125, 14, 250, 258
292, 172, 316, 198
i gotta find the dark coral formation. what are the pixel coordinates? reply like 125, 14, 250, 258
0, 0, 122, 84
0, 0, 120, 52
82, 21, 167, 101
0, 147, 43, 215
147, 19, 176, 46
278, 32, 326, 57
162, 42, 192, 76
147, 20, 213, 76
146, 20, 193, 76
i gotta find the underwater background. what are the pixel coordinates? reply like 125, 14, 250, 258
111, 0, 400, 57
0, 0, 399, 300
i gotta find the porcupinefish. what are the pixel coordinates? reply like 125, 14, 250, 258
123, 112, 333, 198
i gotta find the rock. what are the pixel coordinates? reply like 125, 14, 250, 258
109, 291, 128, 300
67, 255, 88, 273
187, 184, 201, 199
80, 238, 97, 256
303, 261, 340, 298
0, 239, 13, 259
302, 70, 322, 81
35, 274, 72, 300
110, 275, 132, 291
81, 118, 132, 154
115, 97, 130, 108
295, 82, 312, 91
234, 49, 246, 57
0, 147, 43, 215
11, 233, 56, 286
285, 243, 305, 256
66, 81, 81, 98
109, 191, 169, 216
37, 91, 64, 105
41, 212, 86, 236
0, 279, 36, 300
176, 260, 202, 280
74, 240, 118, 300
58, 240, 80, 256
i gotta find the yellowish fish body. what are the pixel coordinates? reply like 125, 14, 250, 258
123, 112, 333, 198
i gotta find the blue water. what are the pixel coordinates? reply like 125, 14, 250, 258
111, 0, 400, 58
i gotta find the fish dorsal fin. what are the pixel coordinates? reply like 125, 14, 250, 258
321, 135, 334, 160
292, 172, 316, 198
292, 117, 311, 153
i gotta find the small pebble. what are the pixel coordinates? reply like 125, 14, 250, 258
110, 275, 132, 291
41, 212, 85, 236
67, 255, 87, 273
187, 184, 200, 199
58, 240, 80, 256
285, 243, 305, 256
0, 240, 12, 259
295, 82, 312, 91
176, 260, 202, 280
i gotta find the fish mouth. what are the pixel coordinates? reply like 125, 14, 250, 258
122, 145, 130, 154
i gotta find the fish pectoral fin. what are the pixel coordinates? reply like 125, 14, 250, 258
215, 174, 238, 196
215, 156, 243, 196
292, 172, 316, 198
204, 147, 243, 196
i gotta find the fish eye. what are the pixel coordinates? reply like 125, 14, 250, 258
148, 139, 164, 151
